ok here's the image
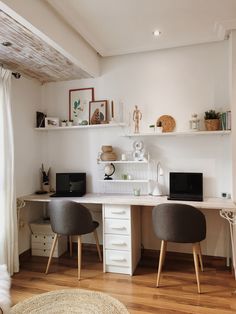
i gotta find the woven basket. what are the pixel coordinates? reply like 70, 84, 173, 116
205, 119, 220, 131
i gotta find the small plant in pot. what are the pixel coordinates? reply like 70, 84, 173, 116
61, 119, 67, 127
67, 119, 73, 127
204, 110, 220, 131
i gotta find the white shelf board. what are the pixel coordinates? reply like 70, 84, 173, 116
124, 130, 231, 137
35, 123, 126, 131
98, 158, 148, 164
98, 179, 149, 183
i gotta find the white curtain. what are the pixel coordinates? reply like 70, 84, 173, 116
0, 68, 19, 275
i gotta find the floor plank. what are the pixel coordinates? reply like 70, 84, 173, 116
11, 251, 236, 314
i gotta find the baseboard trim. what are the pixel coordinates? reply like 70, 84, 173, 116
141, 248, 230, 270
19, 245, 230, 270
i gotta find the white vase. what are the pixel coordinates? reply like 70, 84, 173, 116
61, 122, 66, 127
155, 126, 163, 133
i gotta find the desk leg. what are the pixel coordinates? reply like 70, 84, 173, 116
220, 209, 236, 278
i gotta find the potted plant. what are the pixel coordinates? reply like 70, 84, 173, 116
204, 110, 220, 131
67, 119, 73, 127
156, 121, 163, 133
61, 119, 67, 127
149, 124, 155, 132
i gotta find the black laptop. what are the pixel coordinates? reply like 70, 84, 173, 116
51, 173, 86, 197
168, 172, 203, 201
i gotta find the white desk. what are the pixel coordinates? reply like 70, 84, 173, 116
20, 193, 236, 275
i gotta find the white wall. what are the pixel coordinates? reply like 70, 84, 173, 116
12, 77, 44, 254
40, 41, 231, 256
42, 41, 231, 197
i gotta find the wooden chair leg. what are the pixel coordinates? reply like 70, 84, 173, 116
156, 240, 167, 287
193, 243, 201, 293
93, 229, 102, 262
45, 233, 58, 274
78, 235, 82, 280
197, 242, 204, 271
69, 236, 73, 257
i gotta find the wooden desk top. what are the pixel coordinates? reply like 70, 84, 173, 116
20, 193, 236, 210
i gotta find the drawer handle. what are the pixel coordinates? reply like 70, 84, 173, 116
111, 257, 126, 262
111, 242, 126, 246
111, 226, 126, 230
111, 211, 126, 214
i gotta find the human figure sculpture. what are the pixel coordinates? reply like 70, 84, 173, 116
133, 105, 142, 133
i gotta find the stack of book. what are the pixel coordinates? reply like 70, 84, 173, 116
221, 111, 231, 130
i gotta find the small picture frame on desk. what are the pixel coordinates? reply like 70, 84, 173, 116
89, 100, 108, 124
45, 117, 59, 128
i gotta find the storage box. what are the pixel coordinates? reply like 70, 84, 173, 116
30, 220, 67, 258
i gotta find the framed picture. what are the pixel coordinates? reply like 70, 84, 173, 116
69, 87, 94, 123
89, 100, 108, 124
45, 117, 59, 128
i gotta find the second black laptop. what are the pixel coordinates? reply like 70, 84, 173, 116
51, 173, 86, 197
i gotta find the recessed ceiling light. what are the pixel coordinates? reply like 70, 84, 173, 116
1, 41, 12, 47
153, 30, 161, 37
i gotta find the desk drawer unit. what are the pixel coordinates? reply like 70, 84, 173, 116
103, 204, 141, 276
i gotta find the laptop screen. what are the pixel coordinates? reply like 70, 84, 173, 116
56, 173, 86, 196
169, 172, 203, 201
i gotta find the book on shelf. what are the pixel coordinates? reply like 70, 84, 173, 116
220, 111, 231, 130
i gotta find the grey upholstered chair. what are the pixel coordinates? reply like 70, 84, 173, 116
45, 200, 102, 280
152, 203, 206, 293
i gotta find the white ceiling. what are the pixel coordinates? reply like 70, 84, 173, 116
46, 0, 236, 57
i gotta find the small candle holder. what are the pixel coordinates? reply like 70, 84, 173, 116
189, 114, 200, 131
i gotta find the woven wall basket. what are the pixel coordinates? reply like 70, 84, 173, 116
205, 119, 220, 131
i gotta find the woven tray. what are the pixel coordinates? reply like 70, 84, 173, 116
156, 115, 176, 132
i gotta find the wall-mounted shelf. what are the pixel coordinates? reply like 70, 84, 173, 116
124, 130, 231, 137
98, 179, 149, 183
35, 122, 126, 131
98, 158, 148, 164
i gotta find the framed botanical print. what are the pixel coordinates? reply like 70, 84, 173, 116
69, 88, 94, 123
89, 100, 108, 124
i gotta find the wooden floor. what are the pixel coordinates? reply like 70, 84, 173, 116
11, 250, 236, 314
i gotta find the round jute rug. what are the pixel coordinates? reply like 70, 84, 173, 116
10, 289, 129, 314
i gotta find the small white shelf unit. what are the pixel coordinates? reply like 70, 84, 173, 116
124, 130, 231, 137
98, 157, 150, 194
35, 122, 126, 131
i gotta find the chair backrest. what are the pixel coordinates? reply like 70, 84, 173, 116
48, 200, 95, 235
152, 203, 206, 243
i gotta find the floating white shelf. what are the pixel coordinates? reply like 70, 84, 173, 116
35, 123, 126, 131
98, 179, 149, 183
124, 130, 231, 137
98, 158, 148, 164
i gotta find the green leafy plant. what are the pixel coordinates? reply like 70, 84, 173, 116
62, 119, 67, 123
73, 99, 83, 118
204, 110, 220, 120
149, 124, 155, 128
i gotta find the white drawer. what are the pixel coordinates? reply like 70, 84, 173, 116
32, 234, 56, 243
32, 241, 53, 250
104, 219, 130, 235
104, 204, 130, 219
32, 248, 59, 258
105, 250, 131, 267
104, 234, 130, 251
